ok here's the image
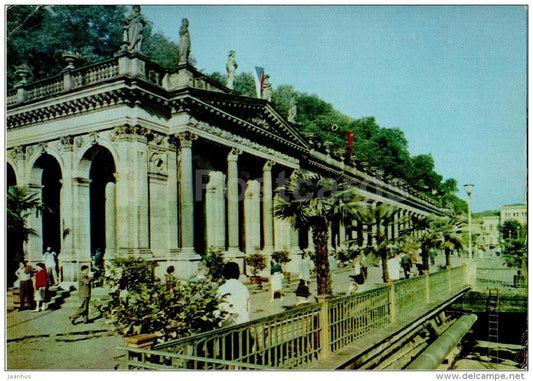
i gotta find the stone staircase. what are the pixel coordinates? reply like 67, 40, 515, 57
7, 285, 72, 312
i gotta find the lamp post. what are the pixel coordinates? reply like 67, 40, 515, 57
464, 184, 474, 260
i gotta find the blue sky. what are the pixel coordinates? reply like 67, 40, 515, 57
142, 5, 527, 213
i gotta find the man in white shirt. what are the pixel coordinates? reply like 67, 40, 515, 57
387, 252, 402, 281
43, 247, 59, 285
217, 262, 250, 327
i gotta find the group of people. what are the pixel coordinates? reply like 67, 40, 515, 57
14, 247, 59, 312
387, 251, 425, 281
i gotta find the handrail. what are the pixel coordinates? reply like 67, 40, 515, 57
122, 265, 469, 370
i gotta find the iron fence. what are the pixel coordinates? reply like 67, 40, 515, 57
121, 265, 470, 369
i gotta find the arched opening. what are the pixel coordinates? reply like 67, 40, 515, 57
88, 147, 116, 255
6, 163, 18, 286
35, 154, 62, 254
7, 163, 17, 188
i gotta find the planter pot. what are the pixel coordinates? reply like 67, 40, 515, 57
250, 275, 261, 284
124, 333, 162, 350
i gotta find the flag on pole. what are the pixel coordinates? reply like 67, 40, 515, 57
254, 66, 265, 98
347, 131, 354, 159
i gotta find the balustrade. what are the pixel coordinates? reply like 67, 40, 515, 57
121, 265, 469, 370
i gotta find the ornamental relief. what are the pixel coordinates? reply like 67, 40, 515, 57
110, 124, 149, 142
8, 146, 25, 161
148, 149, 168, 176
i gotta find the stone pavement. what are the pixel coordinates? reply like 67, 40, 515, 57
6, 253, 466, 369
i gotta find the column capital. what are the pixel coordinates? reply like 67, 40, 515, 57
263, 159, 276, 171
176, 131, 198, 148
227, 147, 242, 161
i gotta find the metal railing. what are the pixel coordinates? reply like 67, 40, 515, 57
121, 265, 469, 370
476, 267, 527, 290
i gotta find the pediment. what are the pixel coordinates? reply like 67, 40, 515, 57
181, 89, 310, 154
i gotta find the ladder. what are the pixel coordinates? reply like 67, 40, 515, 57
487, 288, 499, 360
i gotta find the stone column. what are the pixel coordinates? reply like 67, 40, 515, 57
105, 181, 117, 259
307, 229, 315, 252
289, 226, 301, 255
58, 137, 75, 266
206, 171, 226, 252
226, 148, 243, 258
167, 137, 179, 253
274, 216, 291, 251
262, 160, 275, 255
328, 224, 335, 253
338, 221, 347, 250
26, 184, 43, 264
178, 132, 197, 256
244, 180, 261, 255
74, 177, 91, 263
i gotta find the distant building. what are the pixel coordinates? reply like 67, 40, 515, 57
500, 204, 527, 226
472, 204, 527, 248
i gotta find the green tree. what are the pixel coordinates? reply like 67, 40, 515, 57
99, 257, 225, 340
142, 28, 180, 70
501, 238, 527, 269
7, 5, 126, 87
409, 215, 435, 272
499, 219, 524, 241
7, 186, 46, 285
274, 172, 355, 296
234, 72, 256, 97
431, 216, 465, 267
351, 201, 399, 282
406, 154, 443, 193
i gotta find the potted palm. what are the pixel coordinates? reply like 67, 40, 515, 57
245, 253, 267, 284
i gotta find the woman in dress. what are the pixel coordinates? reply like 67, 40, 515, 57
34, 263, 49, 312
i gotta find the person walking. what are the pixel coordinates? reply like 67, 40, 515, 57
400, 252, 412, 279
295, 279, 311, 305
69, 265, 92, 325
387, 252, 402, 281
165, 265, 177, 291
33, 263, 49, 312
299, 251, 314, 285
43, 247, 59, 285
216, 262, 250, 327
270, 259, 284, 301
15, 261, 34, 311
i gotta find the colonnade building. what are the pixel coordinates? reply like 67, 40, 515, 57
7, 31, 445, 282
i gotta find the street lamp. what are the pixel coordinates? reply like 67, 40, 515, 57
464, 184, 474, 260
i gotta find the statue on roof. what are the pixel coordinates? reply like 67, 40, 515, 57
178, 18, 191, 65
262, 74, 273, 102
226, 50, 238, 89
287, 97, 297, 123
123, 5, 145, 53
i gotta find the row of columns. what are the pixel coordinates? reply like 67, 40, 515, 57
201, 145, 300, 260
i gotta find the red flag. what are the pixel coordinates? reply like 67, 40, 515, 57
347, 131, 354, 159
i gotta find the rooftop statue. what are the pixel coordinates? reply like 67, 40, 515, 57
262, 74, 273, 102
123, 5, 145, 53
178, 18, 191, 65
288, 97, 297, 123
226, 50, 238, 89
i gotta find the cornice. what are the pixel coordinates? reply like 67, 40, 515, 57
7, 87, 171, 130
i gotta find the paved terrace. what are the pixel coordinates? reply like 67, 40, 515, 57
5, 254, 505, 370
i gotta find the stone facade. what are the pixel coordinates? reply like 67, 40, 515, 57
472, 204, 527, 249
7, 50, 445, 282
500, 204, 527, 226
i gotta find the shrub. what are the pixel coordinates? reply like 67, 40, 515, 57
245, 253, 267, 276
271, 250, 290, 265
97, 257, 226, 341
203, 247, 226, 284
